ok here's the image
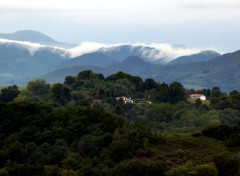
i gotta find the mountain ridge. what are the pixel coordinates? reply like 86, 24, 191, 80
169, 50, 221, 64
0, 30, 77, 49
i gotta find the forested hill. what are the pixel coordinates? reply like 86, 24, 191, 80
1, 70, 240, 176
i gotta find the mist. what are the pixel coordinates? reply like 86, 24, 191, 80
0, 39, 208, 62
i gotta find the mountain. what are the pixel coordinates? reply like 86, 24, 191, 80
64, 52, 118, 68
41, 65, 107, 84
169, 50, 221, 64
153, 50, 240, 92
1, 30, 240, 92
0, 41, 68, 85
0, 30, 76, 49
41, 51, 240, 92
105, 56, 162, 77
98, 45, 168, 64
39, 56, 162, 84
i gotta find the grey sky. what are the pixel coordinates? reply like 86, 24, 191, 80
0, 0, 240, 52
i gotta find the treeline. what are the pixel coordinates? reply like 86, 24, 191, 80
0, 71, 187, 105
1, 70, 238, 132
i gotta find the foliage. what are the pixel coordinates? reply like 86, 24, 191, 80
166, 162, 218, 176
1, 70, 240, 175
0, 85, 20, 103
50, 84, 72, 105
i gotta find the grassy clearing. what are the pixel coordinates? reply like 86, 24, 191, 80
149, 133, 236, 167
187, 98, 210, 105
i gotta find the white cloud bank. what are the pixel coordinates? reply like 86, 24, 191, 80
0, 39, 211, 62
66, 42, 201, 62
0, 38, 69, 56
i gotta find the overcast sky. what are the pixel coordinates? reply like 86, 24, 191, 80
0, 0, 240, 52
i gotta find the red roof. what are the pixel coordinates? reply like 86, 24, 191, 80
189, 94, 204, 97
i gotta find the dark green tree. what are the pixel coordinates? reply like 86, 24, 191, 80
229, 90, 239, 96
0, 85, 20, 103
50, 84, 72, 105
211, 87, 223, 98
169, 82, 186, 103
195, 98, 202, 107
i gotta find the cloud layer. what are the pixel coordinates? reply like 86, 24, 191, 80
0, 38, 70, 58
0, 39, 203, 62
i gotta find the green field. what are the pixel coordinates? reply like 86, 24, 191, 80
187, 98, 210, 105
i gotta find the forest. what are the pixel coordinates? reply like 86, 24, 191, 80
0, 70, 240, 176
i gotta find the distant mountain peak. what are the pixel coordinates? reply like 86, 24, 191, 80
169, 50, 221, 64
122, 56, 146, 64
0, 30, 55, 43
0, 30, 76, 49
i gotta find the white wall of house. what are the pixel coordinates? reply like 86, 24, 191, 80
190, 95, 206, 101
199, 96, 206, 101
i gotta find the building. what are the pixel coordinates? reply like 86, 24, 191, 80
115, 96, 133, 104
135, 98, 152, 104
189, 94, 206, 101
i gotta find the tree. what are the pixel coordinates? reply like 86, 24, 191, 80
64, 76, 76, 87
195, 98, 202, 107
155, 83, 170, 103
169, 82, 186, 103
27, 79, 50, 96
50, 84, 72, 105
77, 70, 99, 80
0, 85, 20, 103
229, 90, 239, 96
16, 80, 50, 102
142, 78, 157, 91
211, 87, 223, 98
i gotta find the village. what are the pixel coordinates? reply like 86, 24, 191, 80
114, 94, 206, 104
115, 96, 152, 104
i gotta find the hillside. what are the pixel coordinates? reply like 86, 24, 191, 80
98, 45, 168, 63
39, 56, 163, 84
169, 50, 221, 64
1, 33, 240, 92
64, 52, 117, 68
0, 42, 67, 84
0, 30, 76, 48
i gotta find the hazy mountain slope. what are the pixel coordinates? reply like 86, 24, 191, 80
0, 42, 67, 84
153, 50, 240, 92
39, 56, 162, 84
4, 49, 240, 92
169, 50, 221, 64
98, 45, 167, 63
105, 56, 163, 78
41, 65, 107, 83
1, 31, 240, 92
64, 52, 118, 68
0, 30, 76, 49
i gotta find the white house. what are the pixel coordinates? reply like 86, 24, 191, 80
189, 94, 206, 101
115, 96, 134, 104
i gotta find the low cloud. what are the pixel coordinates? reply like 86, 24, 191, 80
69, 42, 108, 58
0, 38, 44, 55
68, 42, 202, 62
148, 43, 201, 61
0, 39, 210, 62
0, 38, 68, 56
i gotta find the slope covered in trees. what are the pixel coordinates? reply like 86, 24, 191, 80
1, 71, 240, 176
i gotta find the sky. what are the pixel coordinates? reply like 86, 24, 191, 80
0, 0, 240, 53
